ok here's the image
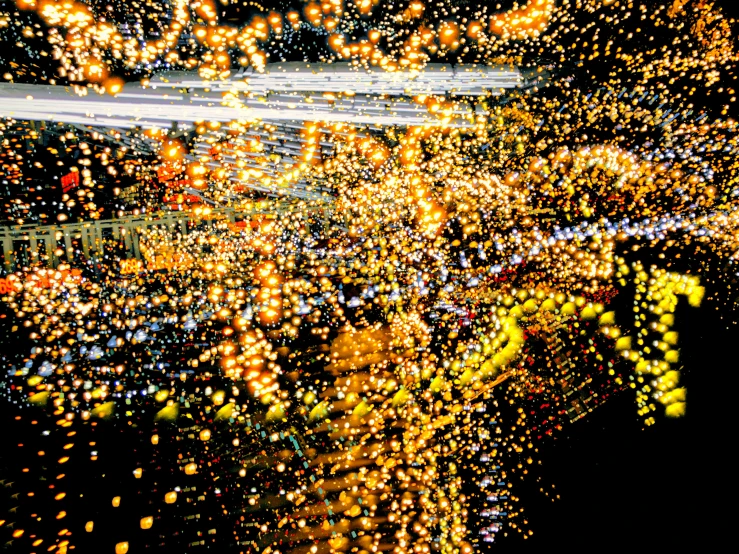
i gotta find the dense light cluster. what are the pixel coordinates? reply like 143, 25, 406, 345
1, 1, 738, 553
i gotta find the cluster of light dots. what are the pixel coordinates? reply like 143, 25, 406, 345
1, 1, 739, 554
